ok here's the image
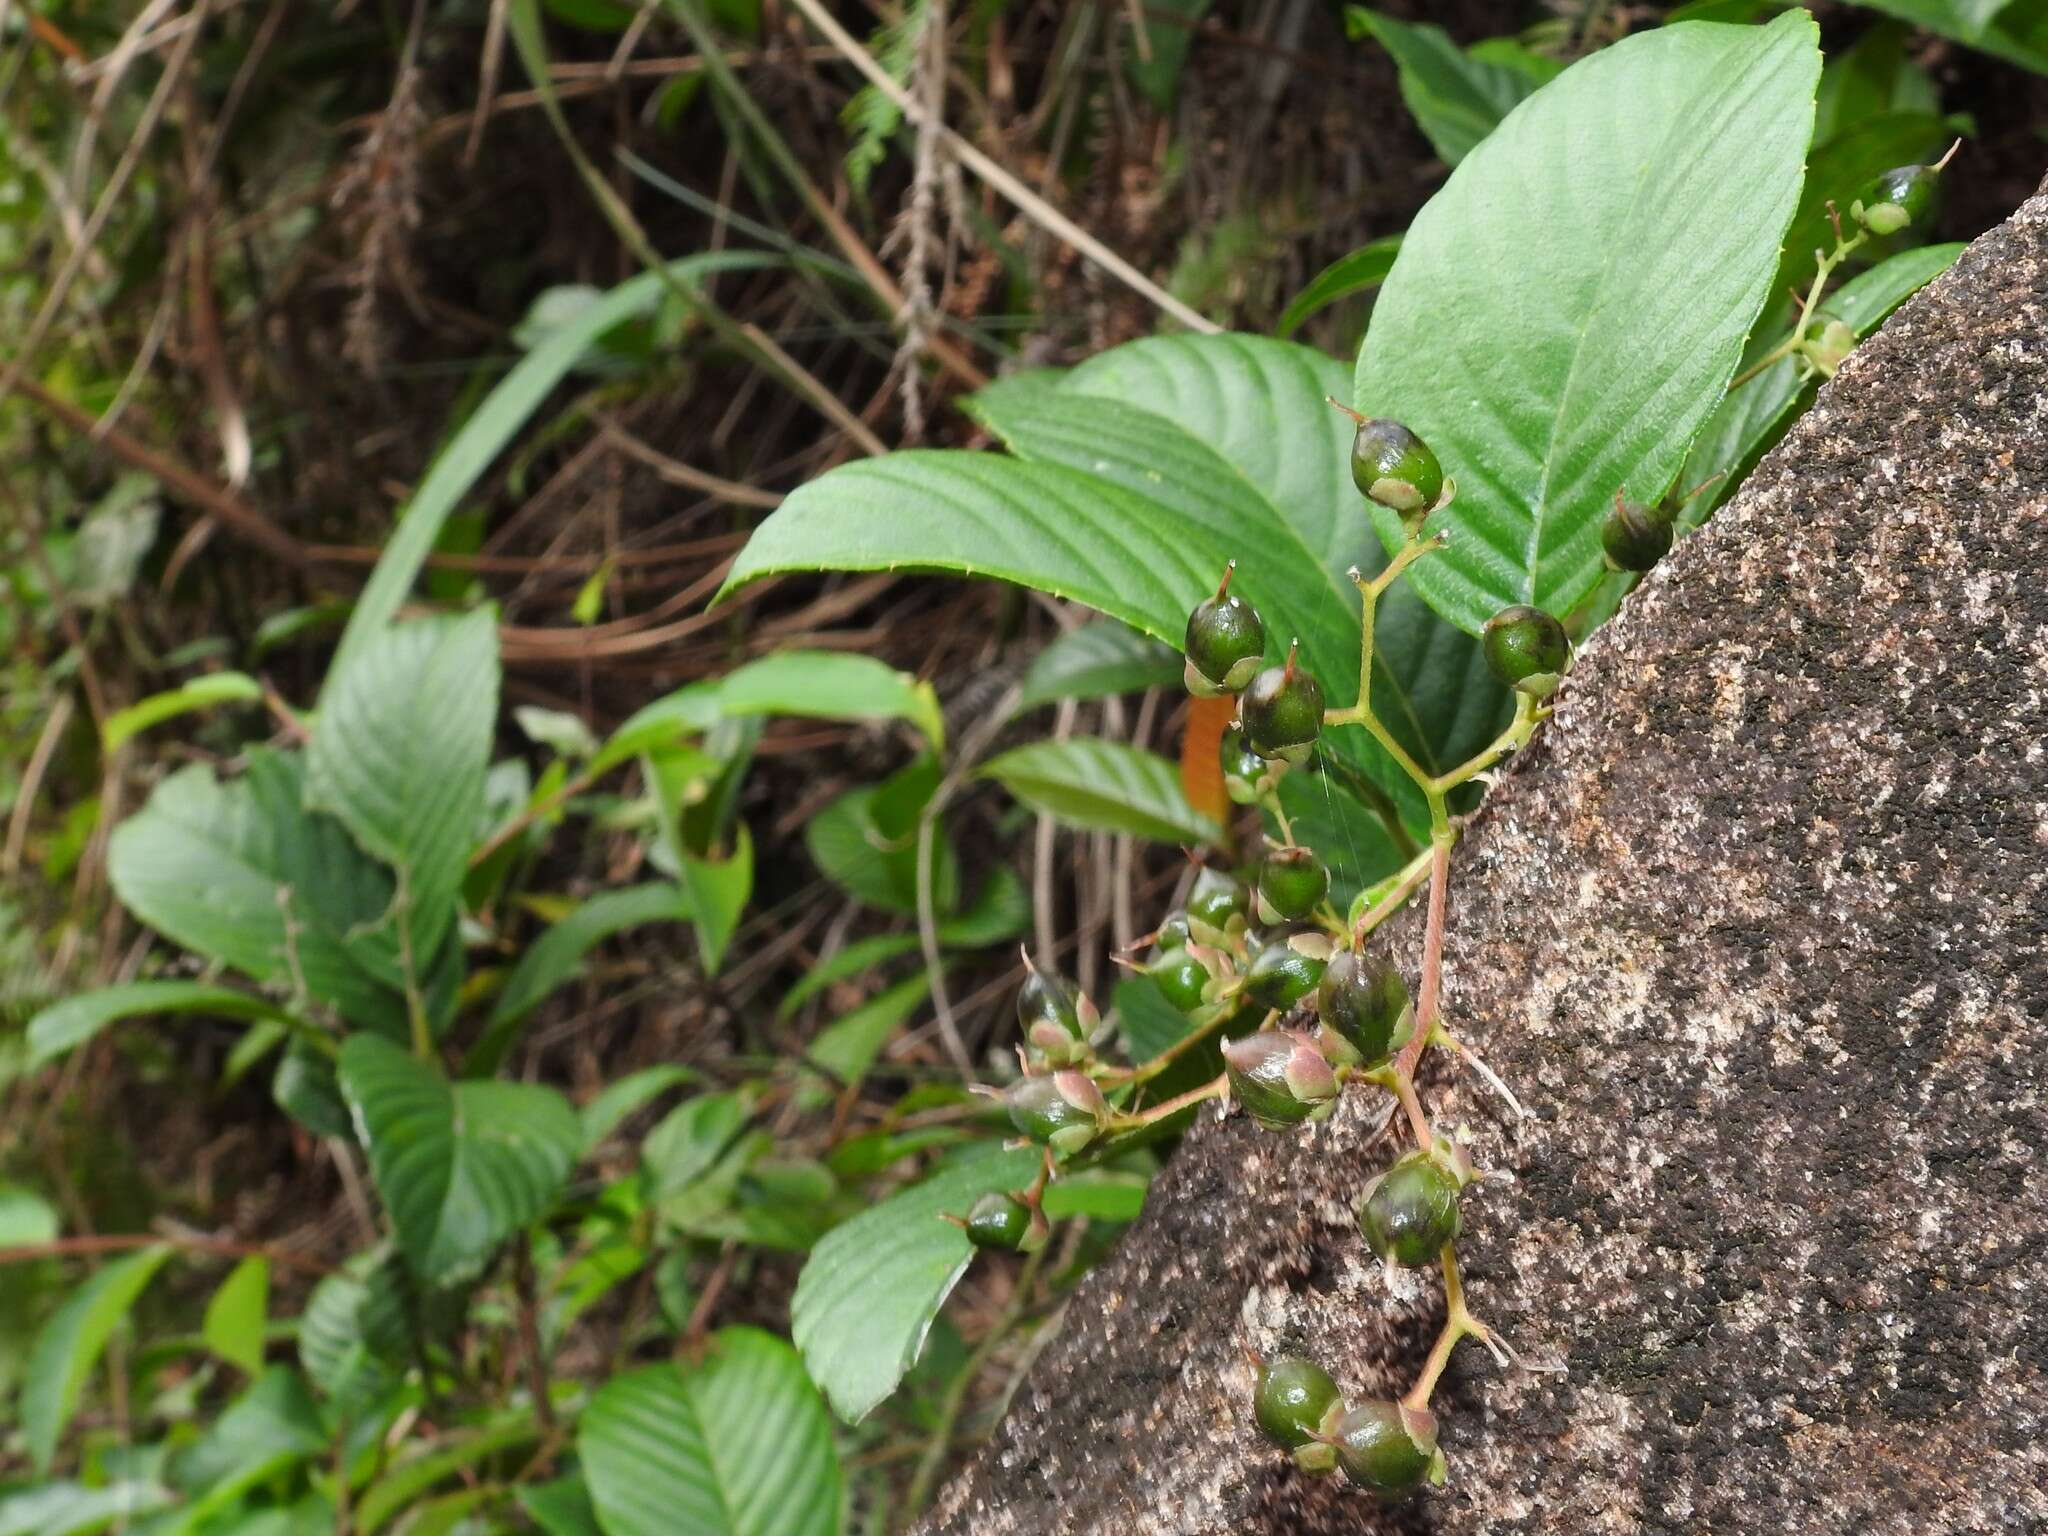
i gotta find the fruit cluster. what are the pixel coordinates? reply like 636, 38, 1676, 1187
954, 413, 1569, 1501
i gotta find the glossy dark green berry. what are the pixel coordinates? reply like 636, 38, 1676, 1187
1184, 562, 1267, 696
961, 1190, 1047, 1252
1148, 944, 1214, 1013
1016, 960, 1101, 1066
1315, 951, 1414, 1069
1256, 846, 1330, 924
1332, 1399, 1441, 1500
1358, 1150, 1463, 1266
1223, 1029, 1338, 1130
1351, 417, 1444, 524
1254, 1355, 1345, 1472
1239, 644, 1324, 765
1154, 913, 1192, 951
1186, 867, 1251, 948
999, 1071, 1108, 1157
1220, 724, 1284, 805
1242, 930, 1331, 1011
1480, 604, 1568, 699
1601, 492, 1674, 573
1851, 162, 1940, 242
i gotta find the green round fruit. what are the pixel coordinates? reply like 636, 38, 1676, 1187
1220, 724, 1283, 805
1154, 912, 1192, 951
1242, 931, 1329, 1011
1315, 951, 1413, 1068
1223, 1030, 1338, 1130
1257, 846, 1330, 924
1185, 566, 1267, 696
1358, 1151, 1463, 1266
1186, 867, 1251, 948
963, 1191, 1033, 1250
1601, 495, 1674, 573
1240, 652, 1324, 765
1016, 964, 1098, 1064
1332, 1399, 1439, 1500
1253, 1355, 1344, 1453
1004, 1072, 1107, 1157
1148, 945, 1212, 1013
1351, 418, 1444, 519
1853, 163, 1940, 243
1480, 604, 1569, 699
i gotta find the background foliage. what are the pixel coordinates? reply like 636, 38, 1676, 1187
0, 2, 2039, 1532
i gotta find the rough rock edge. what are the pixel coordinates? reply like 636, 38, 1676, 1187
922, 175, 2048, 1534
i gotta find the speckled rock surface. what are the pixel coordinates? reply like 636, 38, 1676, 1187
923, 180, 2048, 1534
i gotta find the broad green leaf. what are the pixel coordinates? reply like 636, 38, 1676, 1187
805, 756, 957, 915
1814, 19, 1940, 144
202, 1256, 270, 1377
1679, 242, 1965, 530
107, 753, 410, 1036
305, 611, 499, 973
273, 1038, 354, 1142
579, 1329, 843, 1536
1276, 235, 1402, 338
1346, 8, 1548, 164
519, 1477, 602, 1536
579, 1064, 696, 1152
168, 1366, 327, 1526
297, 1250, 416, 1408
980, 738, 1220, 845
101, 672, 262, 752
1355, 12, 1822, 633
800, 974, 930, 1104
679, 826, 752, 975
1040, 1169, 1148, 1222
1114, 974, 1197, 1063
599, 651, 944, 772
478, 883, 691, 1072
337, 1036, 579, 1285
719, 452, 1219, 657
982, 334, 1510, 821
0, 1482, 175, 1536
27, 982, 294, 1068
22, 1244, 173, 1472
1014, 622, 1181, 712
1771, 110, 1949, 305
324, 253, 774, 698
720, 333, 1510, 832
643, 1092, 749, 1203
1845, 0, 2048, 73
791, 1143, 1039, 1421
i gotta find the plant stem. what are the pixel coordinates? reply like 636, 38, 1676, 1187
1105, 1072, 1226, 1133
1403, 1244, 1483, 1410
1729, 222, 1870, 391
1431, 692, 1542, 796
1113, 1008, 1233, 1090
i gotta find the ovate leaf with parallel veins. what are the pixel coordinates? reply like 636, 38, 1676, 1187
791, 1144, 1040, 1422
979, 737, 1220, 845
579, 1328, 843, 1536
1355, 11, 1822, 633
106, 754, 409, 1036
337, 1036, 579, 1285
306, 611, 499, 974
